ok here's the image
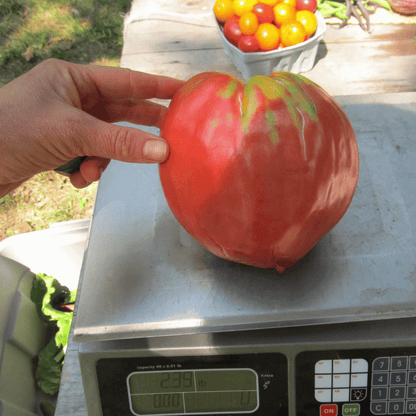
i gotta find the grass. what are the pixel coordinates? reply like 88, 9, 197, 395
0, 0, 131, 86
0, 0, 129, 241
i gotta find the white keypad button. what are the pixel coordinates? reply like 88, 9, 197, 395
333, 374, 349, 388
351, 373, 368, 387
333, 388, 349, 402
316, 360, 332, 374
315, 389, 332, 403
333, 359, 351, 374
316, 375, 332, 389
351, 358, 368, 373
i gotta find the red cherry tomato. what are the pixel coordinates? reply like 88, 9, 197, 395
223, 16, 244, 46
252, 3, 275, 23
295, 0, 317, 12
238, 34, 261, 52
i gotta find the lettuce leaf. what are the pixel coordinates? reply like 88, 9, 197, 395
31, 273, 77, 396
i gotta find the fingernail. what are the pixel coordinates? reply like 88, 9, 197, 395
143, 140, 168, 162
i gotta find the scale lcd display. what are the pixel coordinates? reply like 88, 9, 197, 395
127, 369, 259, 415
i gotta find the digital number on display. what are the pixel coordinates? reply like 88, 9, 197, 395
127, 368, 259, 415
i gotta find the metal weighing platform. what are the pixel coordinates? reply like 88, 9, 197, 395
74, 93, 416, 416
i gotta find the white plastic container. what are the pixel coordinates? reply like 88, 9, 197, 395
0, 219, 90, 416
215, 11, 326, 80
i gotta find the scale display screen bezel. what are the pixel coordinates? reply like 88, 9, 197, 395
95, 352, 288, 416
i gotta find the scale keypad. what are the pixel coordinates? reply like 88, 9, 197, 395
371, 355, 416, 415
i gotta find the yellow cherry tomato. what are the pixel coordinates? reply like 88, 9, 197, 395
273, 2, 296, 26
239, 11, 259, 34
233, 0, 258, 16
254, 22, 280, 50
280, 20, 306, 46
296, 10, 318, 36
260, 0, 280, 6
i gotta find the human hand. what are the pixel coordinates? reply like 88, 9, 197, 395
0, 59, 185, 198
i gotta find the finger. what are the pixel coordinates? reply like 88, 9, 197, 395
79, 157, 111, 182
87, 97, 171, 127
70, 63, 185, 110
86, 65, 185, 101
74, 113, 170, 164
69, 170, 90, 189
63, 157, 109, 188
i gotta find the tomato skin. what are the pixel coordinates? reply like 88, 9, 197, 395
238, 34, 261, 52
223, 16, 244, 46
159, 72, 359, 273
296, 0, 317, 12
252, 3, 275, 23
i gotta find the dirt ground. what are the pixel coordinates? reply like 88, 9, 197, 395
0, 171, 97, 242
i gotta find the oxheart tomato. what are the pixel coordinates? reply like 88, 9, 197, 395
159, 72, 359, 273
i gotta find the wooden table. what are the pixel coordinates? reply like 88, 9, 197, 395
55, 1, 416, 414
120, 0, 416, 95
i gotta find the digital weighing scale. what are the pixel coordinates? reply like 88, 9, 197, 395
74, 93, 416, 416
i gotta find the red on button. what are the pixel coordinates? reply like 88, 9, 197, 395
320, 404, 338, 416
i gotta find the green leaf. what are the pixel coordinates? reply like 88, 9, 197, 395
36, 338, 63, 395
31, 273, 77, 395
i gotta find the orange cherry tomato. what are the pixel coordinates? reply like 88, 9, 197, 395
239, 11, 259, 34
254, 22, 280, 50
214, 0, 235, 22
273, 3, 296, 26
233, 0, 258, 16
280, 20, 306, 46
296, 10, 317, 36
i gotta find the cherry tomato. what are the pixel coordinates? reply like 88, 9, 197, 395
259, 0, 279, 5
296, 10, 318, 36
252, 3, 274, 23
238, 34, 261, 52
223, 16, 244, 46
281, 0, 297, 7
239, 11, 259, 34
214, 0, 235, 22
296, 0, 317, 12
254, 23, 280, 50
233, 0, 258, 16
273, 3, 296, 27
280, 20, 306, 47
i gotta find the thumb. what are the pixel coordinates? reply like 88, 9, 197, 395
80, 119, 169, 164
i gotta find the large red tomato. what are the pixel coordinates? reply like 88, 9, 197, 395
159, 72, 359, 273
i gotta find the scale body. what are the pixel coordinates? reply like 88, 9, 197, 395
74, 93, 416, 416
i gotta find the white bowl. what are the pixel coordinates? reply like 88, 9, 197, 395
215, 11, 326, 80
